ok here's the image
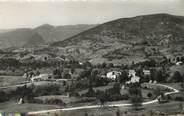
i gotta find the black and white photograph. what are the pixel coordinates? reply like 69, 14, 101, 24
0, 0, 184, 115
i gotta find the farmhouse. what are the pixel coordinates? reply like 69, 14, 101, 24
143, 69, 151, 76
126, 75, 140, 84
31, 74, 53, 82
128, 70, 136, 77
126, 69, 140, 84
106, 71, 121, 80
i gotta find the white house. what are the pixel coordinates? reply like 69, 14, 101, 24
126, 70, 140, 84
31, 74, 52, 82
106, 71, 121, 80
126, 76, 140, 84
130, 76, 140, 83
143, 69, 151, 76
128, 70, 136, 77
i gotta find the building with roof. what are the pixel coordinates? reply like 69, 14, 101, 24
106, 71, 121, 80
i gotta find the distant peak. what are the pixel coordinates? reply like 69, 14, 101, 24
134, 13, 177, 19
36, 24, 55, 29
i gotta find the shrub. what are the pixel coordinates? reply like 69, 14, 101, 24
33, 84, 61, 96
147, 92, 153, 98
175, 97, 184, 101
69, 92, 80, 97
0, 91, 9, 102
45, 98, 65, 105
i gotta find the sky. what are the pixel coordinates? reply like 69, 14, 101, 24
0, 0, 183, 29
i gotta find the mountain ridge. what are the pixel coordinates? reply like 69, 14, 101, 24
50, 13, 184, 64
0, 24, 97, 49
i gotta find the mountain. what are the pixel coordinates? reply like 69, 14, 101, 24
51, 13, 184, 64
0, 24, 97, 49
0, 29, 45, 49
34, 24, 97, 42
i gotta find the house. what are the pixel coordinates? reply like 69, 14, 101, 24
126, 76, 140, 84
143, 69, 151, 76
128, 70, 136, 77
126, 70, 140, 84
106, 71, 121, 80
130, 76, 140, 83
31, 74, 53, 82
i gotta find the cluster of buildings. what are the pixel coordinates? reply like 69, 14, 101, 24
23, 68, 74, 82
23, 70, 54, 82
106, 71, 121, 80
23, 65, 152, 85
102, 69, 151, 84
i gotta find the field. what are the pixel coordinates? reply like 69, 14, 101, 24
35, 95, 79, 104
27, 101, 184, 116
160, 82, 183, 91
78, 84, 113, 96
0, 76, 27, 87
170, 65, 184, 75
0, 101, 60, 112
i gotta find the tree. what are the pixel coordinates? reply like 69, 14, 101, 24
147, 92, 152, 98
71, 67, 75, 74
35, 70, 40, 76
129, 84, 143, 110
0, 58, 21, 69
154, 70, 166, 83
107, 63, 114, 68
181, 82, 184, 91
0, 91, 8, 102
79, 69, 92, 79
119, 71, 129, 83
181, 57, 184, 62
84, 111, 88, 116
96, 90, 108, 106
13, 85, 35, 102
172, 71, 183, 82
63, 73, 72, 79
53, 68, 63, 78
83, 61, 92, 69
116, 109, 120, 116
101, 62, 107, 68
112, 83, 121, 95
179, 103, 183, 112
86, 87, 95, 97
176, 57, 180, 62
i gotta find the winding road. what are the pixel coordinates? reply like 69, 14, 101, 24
27, 83, 180, 115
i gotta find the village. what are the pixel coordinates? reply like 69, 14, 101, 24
0, 48, 184, 116
0, 3, 184, 114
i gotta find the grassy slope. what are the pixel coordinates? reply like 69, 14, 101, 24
0, 76, 27, 87
170, 65, 184, 75
0, 101, 60, 112
51, 14, 184, 64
